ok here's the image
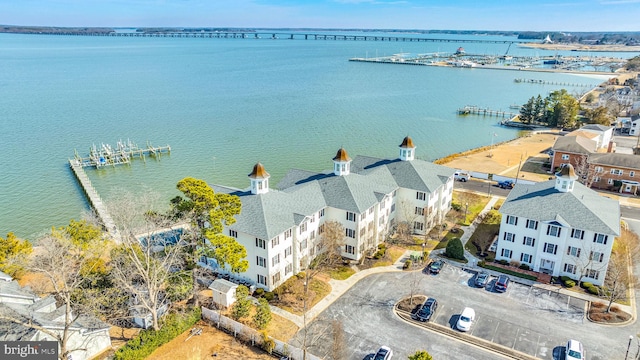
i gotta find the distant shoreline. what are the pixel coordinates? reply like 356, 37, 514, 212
519, 43, 640, 53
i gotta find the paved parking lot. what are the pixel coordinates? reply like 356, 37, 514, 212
290, 261, 635, 359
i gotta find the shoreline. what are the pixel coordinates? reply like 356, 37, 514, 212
518, 43, 640, 53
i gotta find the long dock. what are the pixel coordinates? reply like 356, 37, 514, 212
69, 160, 122, 243
457, 106, 518, 118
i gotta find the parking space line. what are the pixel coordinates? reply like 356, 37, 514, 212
534, 334, 541, 358
491, 321, 500, 342
512, 328, 520, 349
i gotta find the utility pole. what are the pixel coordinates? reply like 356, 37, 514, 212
514, 154, 523, 185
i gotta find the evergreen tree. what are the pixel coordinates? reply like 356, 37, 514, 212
0, 232, 32, 278
231, 285, 252, 321
253, 298, 272, 330
519, 97, 535, 124
445, 238, 465, 260
408, 350, 433, 360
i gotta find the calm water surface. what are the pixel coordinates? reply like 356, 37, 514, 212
0, 33, 621, 239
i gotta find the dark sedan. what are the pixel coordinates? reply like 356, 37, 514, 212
413, 297, 438, 322
429, 259, 444, 274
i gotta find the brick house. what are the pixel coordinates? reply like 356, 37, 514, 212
588, 153, 640, 194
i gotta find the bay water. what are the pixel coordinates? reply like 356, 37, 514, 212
0, 32, 619, 239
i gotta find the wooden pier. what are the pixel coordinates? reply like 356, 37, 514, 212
69, 160, 121, 243
73, 139, 171, 168
457, 106, 518, 118
514, 78, 593, 87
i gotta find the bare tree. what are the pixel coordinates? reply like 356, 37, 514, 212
603, 227, 640, 312
574, 155, 597, 188
108, 190, 184, 331
407, 270, 424, 305
397, 200, 423, 244
572, 240, 610, 288
0, 228, 107, 360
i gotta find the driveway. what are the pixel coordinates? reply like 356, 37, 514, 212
290, 262, 636, 359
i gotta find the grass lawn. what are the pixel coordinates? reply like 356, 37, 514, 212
435, 229, 464, 250
271, 277, 331, 316
465, 210, 501, 255
327, 266, 356, 280
371, 245, 406, 267
452, 191, 491, 226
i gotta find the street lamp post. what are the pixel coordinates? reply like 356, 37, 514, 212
626, 335, 634, 360
422, 242, 426, 264
465, 202, 469, 225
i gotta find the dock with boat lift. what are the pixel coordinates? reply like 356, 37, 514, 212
69, 139, 171, 242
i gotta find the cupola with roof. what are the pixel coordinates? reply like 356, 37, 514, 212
248, 162, 270, 194
333, 148, 351, 176
399, 136, 415, 161
554, 163, 578, 193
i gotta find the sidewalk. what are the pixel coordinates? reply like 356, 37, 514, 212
270, 249, 413, 328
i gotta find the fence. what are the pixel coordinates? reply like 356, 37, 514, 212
201, 307, 321, 360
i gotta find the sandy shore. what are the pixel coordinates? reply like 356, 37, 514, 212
440, 131, 560, 182
518, 43, 640, 53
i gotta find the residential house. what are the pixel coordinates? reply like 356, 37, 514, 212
588, 153, 640, 194
550, 135, 597, 171
210, 137, 455, 291
495, 164, 620, 286
0, 271, 111, 360
630, 115, 640, 136
565, 124, 613, 150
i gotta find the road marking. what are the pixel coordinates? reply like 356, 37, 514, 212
491, 321, 501, 343
512, 328, 520, 349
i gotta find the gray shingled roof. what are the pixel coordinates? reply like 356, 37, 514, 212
588, 153, 640, 170
500, 180, 620, 236
581, 124, 612, 132
552, 136, 597, 154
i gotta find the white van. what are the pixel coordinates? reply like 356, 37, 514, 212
454, 170, 470, 182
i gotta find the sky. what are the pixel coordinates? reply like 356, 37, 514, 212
1, 0, 640, 32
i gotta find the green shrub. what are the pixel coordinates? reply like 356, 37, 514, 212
264, 291, 275, 302
560, 276, 571, 282
563, 279, 576, 288
497, 259, 509, 266
296, 271, 306, 279
445, 238, 465, 260
581, 282, 593, 289
254, 288, 265, 297
260, 331, 276, 354
477, 260, 486, 267
485, 256, 495, 263
403, 260, 412, 270
451, 202, 462, 211
113, 307, 201, 360
519, 264, 531, 271
373, 250, 385, 259
377, 243, 386, 250
587, 285, 600, 295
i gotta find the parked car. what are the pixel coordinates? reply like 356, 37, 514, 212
474, 271, 490, 288
494, 275, 510, 292
429, 259, 444, 274
497, 180, 514, 189
456, 307, 475, 332
374, 346, 393, 360
454, 170, 470, 182
413, 297, 438, 322
565, 339, 585, 360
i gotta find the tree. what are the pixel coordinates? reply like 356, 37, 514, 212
0, 232, 32, 277
230, 285, 251, 321
172, 177, 246, 305
519, 97, 536, 124
108, 190, 183, 331
0, 225, 107, 360
408, 350, 434, 360
583, 106, 613, 126
573, 155, 597, 188
253, 297, 272, 330
602, 227, 640, 312
407, 271, 423, 306
445, 238, 465, 260
545, 89, 579, 129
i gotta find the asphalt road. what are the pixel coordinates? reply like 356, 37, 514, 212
290, 264, 638, 360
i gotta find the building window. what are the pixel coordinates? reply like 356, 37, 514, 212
610, 169, 623, 175
523, 236, 535, 246
272, 272, 281, 285
271, 236, 280, 248
595, 166, 604, 173
526, 220, 538, 230
346, 212, 356, 222
311, 230, 317, 239
607, 179, 614, 185
564, 263, 576, 274
272, 254, 280, 267
299, 222, 307, 233
360, 227, 366, 237
567, 246, 581, 257
369, 206, 374, 215
310, 214, 315, 223
229, 230, 238, 238
593, 233, 608, 244
414, 222, 424, 231
416, 191, 426, 201
590, 251, 604, 262
360, 213, 366, 221
390, 204, 395, 213
544, 243, 558, 254
319, 208, 325, 218
415, 207, 424, 216
503, 232, 515, 242
284, 229, 292, 238
594, 176, 601, 183
586, 269, 600, 280
285, 264, 293, 275
345, 228, 356, 238
257, 274, 267, 285
561, 154, 570, 160
571, 229, 584, 240
256, 238, 266, 249
520, 253, 532, 263
501, 248, 512, 258
256, 256, 266, 267
631, 171, 635, 177
285, 246, 292, 258
300, 238, 307, 251
547, 225, 561, 237
345, 245, 355, 255
506, 215, 518, 225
